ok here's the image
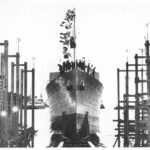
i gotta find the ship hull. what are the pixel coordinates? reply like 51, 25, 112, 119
46, 69, 103, 141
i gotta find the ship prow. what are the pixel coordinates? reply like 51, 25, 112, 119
46, 68, 103, 141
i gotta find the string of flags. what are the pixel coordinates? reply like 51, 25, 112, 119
59, 9, 76, 59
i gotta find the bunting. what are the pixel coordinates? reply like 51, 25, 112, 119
59, 9, 76, 59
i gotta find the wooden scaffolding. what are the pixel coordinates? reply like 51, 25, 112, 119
0, 40, 35, 147
113, 40, 150, 147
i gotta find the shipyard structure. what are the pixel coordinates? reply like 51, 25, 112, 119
0, 40, 36, 147
114, 39, 150, 147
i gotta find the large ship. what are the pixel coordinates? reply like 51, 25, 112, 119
46, 9, 104, 147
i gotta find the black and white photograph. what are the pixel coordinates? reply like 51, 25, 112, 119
0, 0, 150, 148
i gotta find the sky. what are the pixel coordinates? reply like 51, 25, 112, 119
1, 0, 150, 147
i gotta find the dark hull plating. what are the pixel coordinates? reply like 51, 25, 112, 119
46, 69, 103, 140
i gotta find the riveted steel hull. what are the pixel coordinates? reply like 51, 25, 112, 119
46, 69, 103, 140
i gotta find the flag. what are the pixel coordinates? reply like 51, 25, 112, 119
64, 52, 71, 59
70, 36, 76, 48
63, 46, 68, 53
63, 46, 71, 59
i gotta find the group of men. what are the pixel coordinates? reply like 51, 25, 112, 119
58, 59, 96, 77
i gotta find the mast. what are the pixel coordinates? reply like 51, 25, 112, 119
73, 8, 76, 67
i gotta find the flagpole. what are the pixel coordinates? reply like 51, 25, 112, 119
73, 8, 76, 68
